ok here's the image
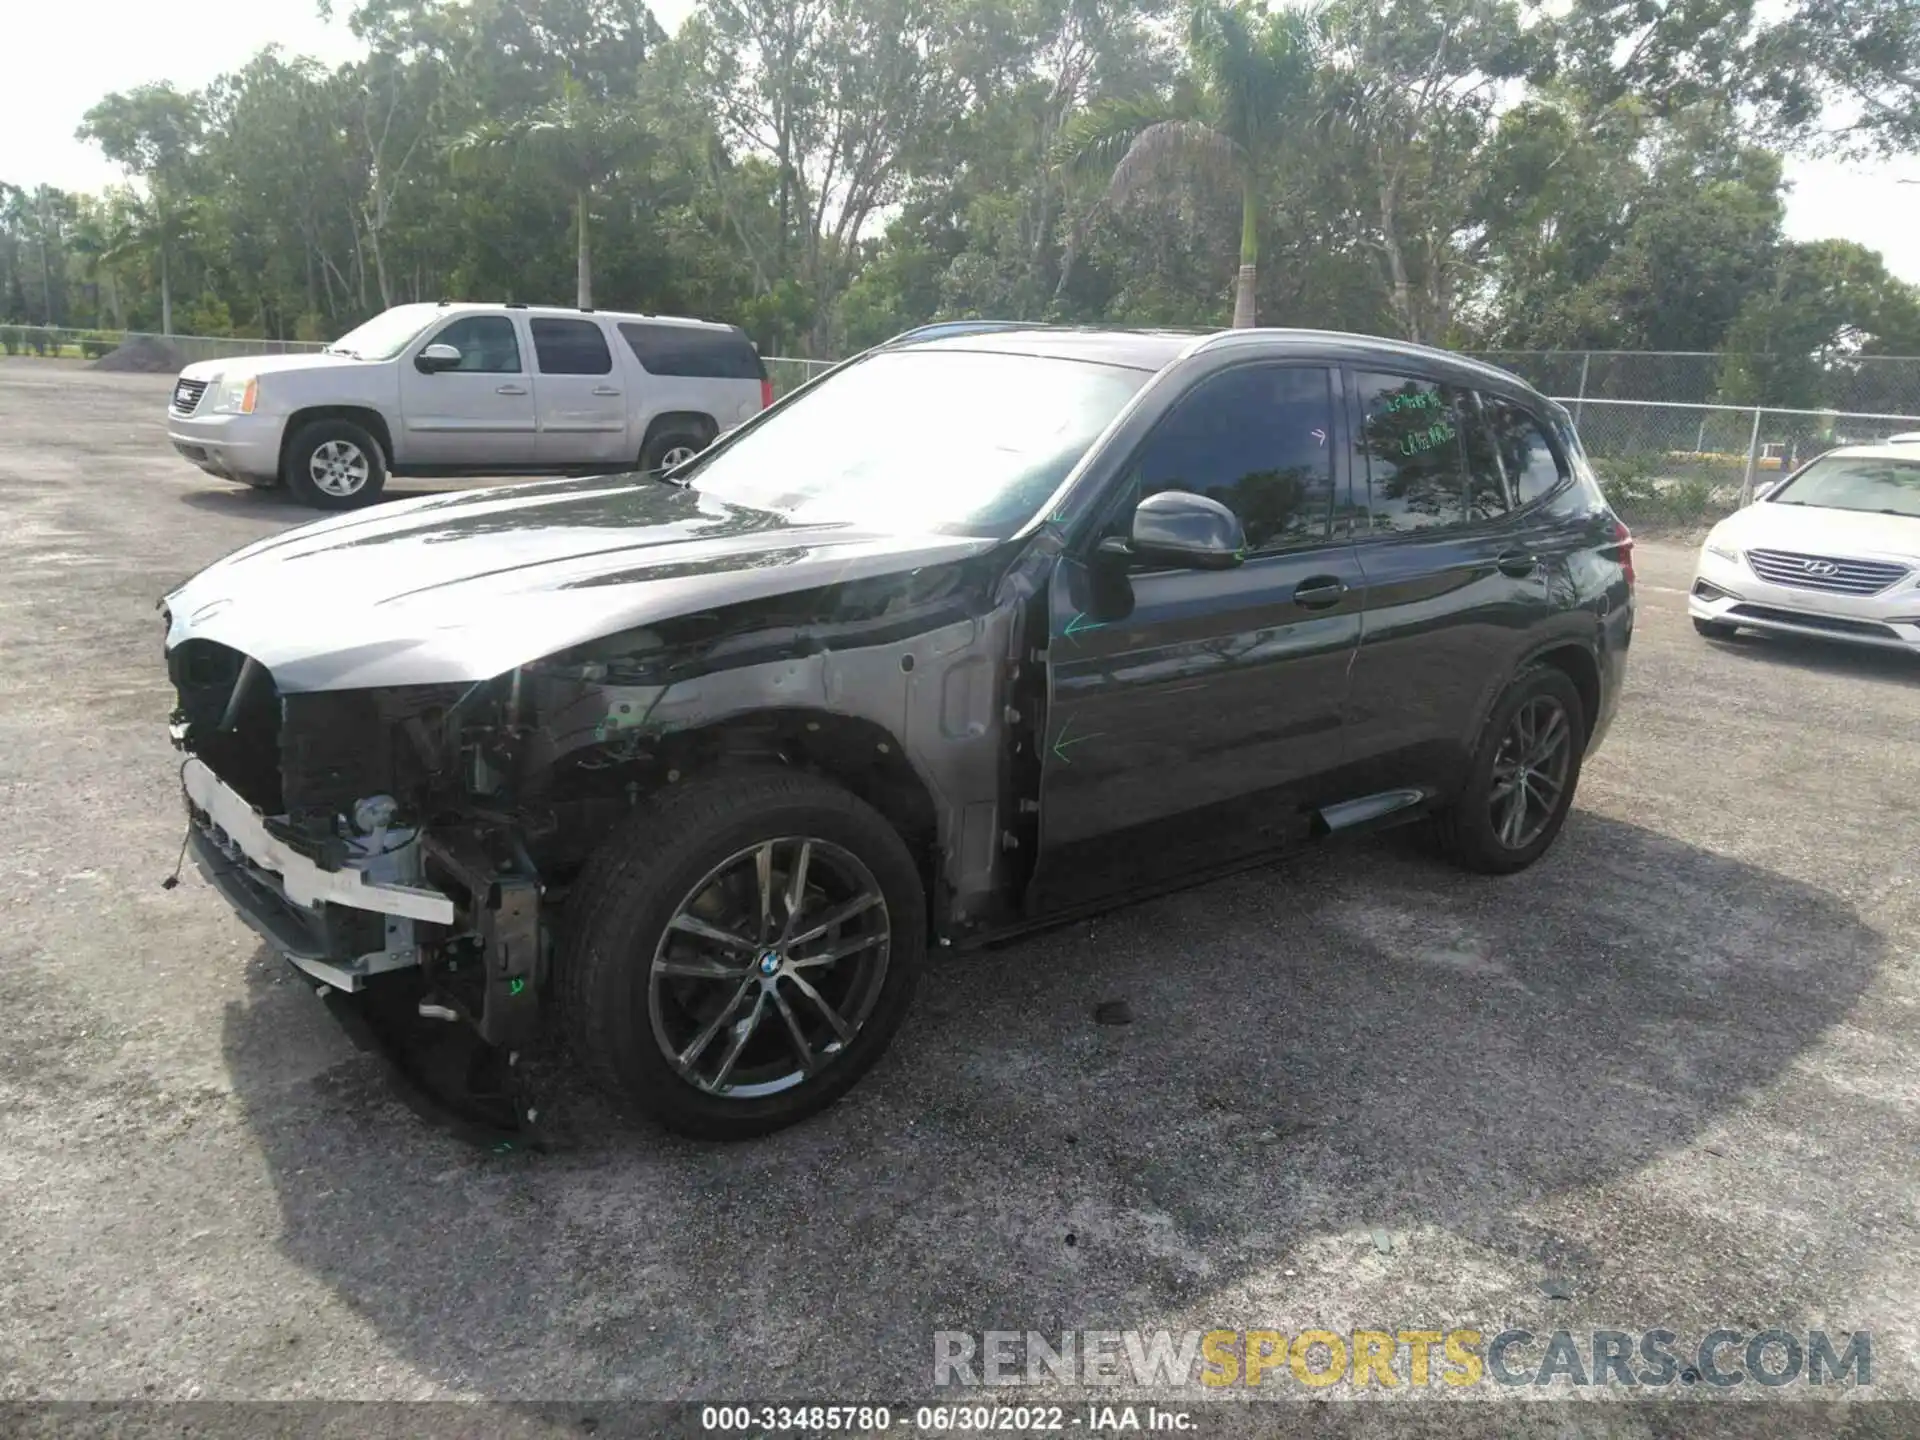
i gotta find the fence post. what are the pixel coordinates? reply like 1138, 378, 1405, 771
1574, 352, 1591, 426
1739, 407, 1763, 506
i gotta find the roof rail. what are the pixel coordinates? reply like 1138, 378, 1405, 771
881, 320, 1042, 348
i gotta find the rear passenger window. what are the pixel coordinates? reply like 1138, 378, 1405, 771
1353, 372, 1474, 533
1118, 365, 1336, 553
1483, 399, 1569, 508
620, 322, 764, 380
530, 318, 613, 375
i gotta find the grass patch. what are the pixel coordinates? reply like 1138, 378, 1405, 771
1595, 455, 1743, 534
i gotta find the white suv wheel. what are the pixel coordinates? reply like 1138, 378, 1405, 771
309, 439, 371, 497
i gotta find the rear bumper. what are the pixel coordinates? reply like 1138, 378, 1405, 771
168, 411, 283, 482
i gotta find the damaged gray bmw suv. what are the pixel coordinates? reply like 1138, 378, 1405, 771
164, 326, 1633, 1138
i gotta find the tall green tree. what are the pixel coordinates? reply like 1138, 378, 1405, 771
1719, 240, 1920, 406
452, 76, 655, 309
75, 84, 204, 334
1314, 0, 1535, 344
1759, 0, 1920, 157
1059, 0, 1318, 327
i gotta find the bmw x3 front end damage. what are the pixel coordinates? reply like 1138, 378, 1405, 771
165, 635, 548, 1067
157, 501, 1025, 1140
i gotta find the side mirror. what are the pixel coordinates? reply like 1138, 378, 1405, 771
1098, 489, 1246, 571
415, 342, 461, 374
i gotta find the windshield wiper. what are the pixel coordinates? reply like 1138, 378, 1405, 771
323, 345, 359, 358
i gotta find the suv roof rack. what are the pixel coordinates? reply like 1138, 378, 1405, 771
882, 320, 1041, 348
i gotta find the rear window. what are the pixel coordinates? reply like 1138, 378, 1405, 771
619, 323, 765, 380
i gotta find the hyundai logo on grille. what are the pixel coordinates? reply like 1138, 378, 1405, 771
1801, 560, 1839, 576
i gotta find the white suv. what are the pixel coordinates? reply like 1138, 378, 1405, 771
166, 303, 772, 509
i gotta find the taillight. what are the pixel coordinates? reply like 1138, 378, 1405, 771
1613, 518, 1635, 587
760, 378, 774, 410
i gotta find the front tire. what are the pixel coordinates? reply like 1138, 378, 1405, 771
560, 769, 925, 1139
283, 418, 387, 510
1436, 666, 1586, 875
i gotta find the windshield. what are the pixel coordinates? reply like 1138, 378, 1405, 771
326, 303, 441, 360
1772, 454, 1920, 518
681, 349, 1150, 537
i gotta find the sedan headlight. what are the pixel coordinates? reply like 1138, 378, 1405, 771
1703, 538, 1739, 563
209, 375, 259, 414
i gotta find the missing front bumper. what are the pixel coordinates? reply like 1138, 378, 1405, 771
182, 757, 454, 924
182, 756, 451, 992
180, 758, 542, 1047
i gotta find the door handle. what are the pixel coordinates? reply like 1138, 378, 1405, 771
1496, 549, 1538, 577
495, 384, 528, 396
591, 386, 622, 397
1293, 576, 1349, 609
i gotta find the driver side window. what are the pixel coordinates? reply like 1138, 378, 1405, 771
1107, 365, 1336, 553
430, 315, 522, 374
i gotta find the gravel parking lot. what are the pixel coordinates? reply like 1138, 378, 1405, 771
4, 358, 1918, 1423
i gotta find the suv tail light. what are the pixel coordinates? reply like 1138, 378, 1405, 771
760, 378, 774, 410
1613, 518, 1635, 588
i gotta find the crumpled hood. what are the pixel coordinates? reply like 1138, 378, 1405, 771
164, 474, 997, 692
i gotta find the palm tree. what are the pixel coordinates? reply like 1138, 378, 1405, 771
451, 77, 654, 310
1059, 0, 1319, 327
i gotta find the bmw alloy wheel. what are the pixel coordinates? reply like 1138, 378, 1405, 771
648, 836, 892, 1098
1487, 694, 1573, 850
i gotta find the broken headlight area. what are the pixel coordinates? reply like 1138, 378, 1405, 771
168, 647, 548, 1106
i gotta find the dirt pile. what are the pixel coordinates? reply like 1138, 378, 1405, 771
90, 335, 187, 373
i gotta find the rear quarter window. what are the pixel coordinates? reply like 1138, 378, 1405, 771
1482, 397, 1570, 509
619, 323, 765, 380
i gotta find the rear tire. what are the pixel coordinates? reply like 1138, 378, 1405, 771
283, 418, 387, 510
560, 769, 925, 1139
1436, 666, 1586, 876
1693, 616, 1739, 640
639, 426, 710, 473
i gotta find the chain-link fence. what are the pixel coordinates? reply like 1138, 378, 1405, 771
0, 324, 327, 365
1473, 349, 1920, 416
1563, 397, 1920, 523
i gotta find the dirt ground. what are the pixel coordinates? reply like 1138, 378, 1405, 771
3, 358, 1918, 1427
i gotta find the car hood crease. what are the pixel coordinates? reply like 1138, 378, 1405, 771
164, 475, 998, 693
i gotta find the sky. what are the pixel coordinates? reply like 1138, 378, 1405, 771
5, 0, 1917, 288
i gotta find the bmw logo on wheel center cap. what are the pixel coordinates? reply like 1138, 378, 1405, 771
759, 951, 781, 976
